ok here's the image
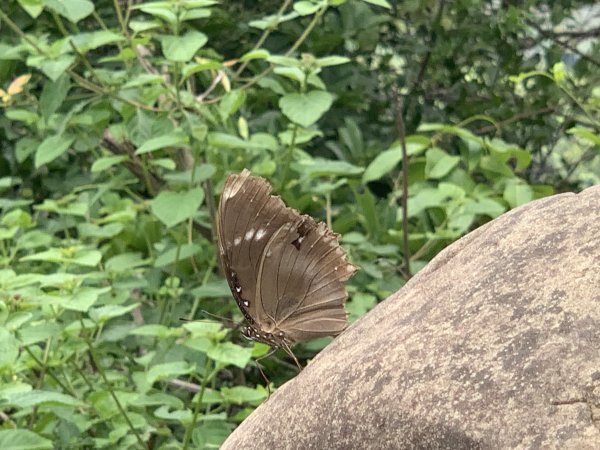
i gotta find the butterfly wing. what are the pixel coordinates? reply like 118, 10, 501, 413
217, 169, 298, 324
254, 216, 358, 343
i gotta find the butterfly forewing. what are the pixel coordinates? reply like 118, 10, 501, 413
217, 170, 297, 323
217, 169, 357, 347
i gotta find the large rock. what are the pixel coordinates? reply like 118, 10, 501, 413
221, 186, 600, 450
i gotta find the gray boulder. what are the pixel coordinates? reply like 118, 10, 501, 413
221, 186, 600, 450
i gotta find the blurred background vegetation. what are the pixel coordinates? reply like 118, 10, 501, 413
0, 0, 598, 448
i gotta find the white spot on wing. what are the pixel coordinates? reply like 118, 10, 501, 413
234, 237, 241, 246
235, 286, 242, 293
245, 228, 255, 240
243, 300, 249, 307
255, 228, 266, 240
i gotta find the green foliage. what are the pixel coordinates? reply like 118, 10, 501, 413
0, 0, 598, 447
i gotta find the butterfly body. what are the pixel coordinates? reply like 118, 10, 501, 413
217, 169, 357, 350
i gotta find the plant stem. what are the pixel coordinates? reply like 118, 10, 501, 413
85, 332, 148, 449
182, 358, 213, 449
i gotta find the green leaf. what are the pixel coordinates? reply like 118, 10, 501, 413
180, 7, 212, 21
21, 248, 101, 266
207, 132, 247, 149
122, 73, 165, 89
136, 3, 177, 23
17, 230, 52, 250
17, 323, 61, 346
568, 127, 600, 147
44, 0, 94, 23
153, 405, 192, 423
89, 303, 141, 323
407, 188, 449, 217
315, 56, 351, 67
0, 328, 19, 370
219, 89, 246, 120
130, 325, 181, 339
34, 134, 74, 168
154, 243, 201, 267
39, 74, 70, 120
425, 147, 460, 179
221, 386, 266, 405
206, 342, 252, 368
18, 0, 44, 18
135, 131, 189, 155
35, 199, 88, 216
274, 67, 306, 84
160, 31, 208, 62
300, 158, 363, 177
362, 140, 429, 183
91, 155, 129, 172
361, 0, 391, 8
132, 393, 184, 409
128, 19, 162, 33
4, 390, 84, 408
279, 91, 334, 127
363, 148, 402, 183
240, 49, 270, 62
37, 55, 76, 81
64, 286, 111, 312
105, 252, 148, 271
294, 1, 321, 15
268, 55, 300, 67
147, 361, 193, 385
503, 179, 533, 208
150, 188, 204, 228
190, 280, 230, 298
480, 155, 513, 178
77, 222, 123, 239
0, 226, 18, 240
71, 30, 124, 53
249, 11, 299, 30
207, 132, 269, 150
183, 321, 224, 338
0, 429, 53, 450
15, 138, 39, 163
5, 109, 39, 125
464, 198, 506, 218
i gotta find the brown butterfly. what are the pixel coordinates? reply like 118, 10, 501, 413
216, 169, 357, 364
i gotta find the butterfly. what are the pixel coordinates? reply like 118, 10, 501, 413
216, 169, 357, 362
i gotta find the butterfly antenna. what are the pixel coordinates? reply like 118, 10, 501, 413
180, 310, 240, 328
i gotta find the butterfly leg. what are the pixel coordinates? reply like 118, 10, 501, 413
255, 347, 278, 398
282, 341, 303, 371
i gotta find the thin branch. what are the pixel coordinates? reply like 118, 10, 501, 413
412, 0, 446, 88
528, 20, 600, 68
392, 88, 411, 279
537, 26, 600, 39
234, 0, 293, 78
208, 4, 329, 103
473, 105, 558, 134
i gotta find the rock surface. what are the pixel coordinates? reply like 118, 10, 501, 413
221, 186, 600, 450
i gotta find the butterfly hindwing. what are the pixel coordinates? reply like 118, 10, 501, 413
255, 217, 357, 343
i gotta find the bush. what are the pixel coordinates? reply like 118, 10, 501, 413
0, 0, 598, 447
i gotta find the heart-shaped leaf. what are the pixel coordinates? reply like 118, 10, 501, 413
150, 188, 204, 228
279, 90, 334, 127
